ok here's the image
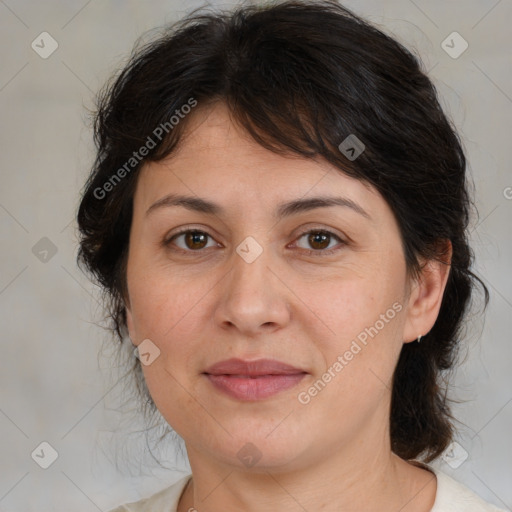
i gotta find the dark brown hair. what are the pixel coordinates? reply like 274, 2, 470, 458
77, 0, 489, 463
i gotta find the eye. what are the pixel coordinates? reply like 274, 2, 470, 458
164, 227, 346, 257
293, 229, 345, 256
165, 229, 219, 253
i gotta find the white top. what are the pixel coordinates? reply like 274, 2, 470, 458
107, 464, 508, 512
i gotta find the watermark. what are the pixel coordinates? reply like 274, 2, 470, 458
441, 31, 468, 59
338, 134, 365, 161
31, 441, 59, 469
442, 441, 468, 469
503, 186, 512, 200
93, 97, 198, 200
236, 236, 263, 263
237, 442, 263, 468
32, 236, 58, 263
31, 32, 59, 59
297, 301, 402, 404
134, 338, 161, 366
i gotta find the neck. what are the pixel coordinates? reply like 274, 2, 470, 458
178, 440, 436, 512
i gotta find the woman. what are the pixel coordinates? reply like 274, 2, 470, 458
77, 1, 506, 510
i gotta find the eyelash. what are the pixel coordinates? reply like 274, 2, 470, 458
164, 227, 346, 257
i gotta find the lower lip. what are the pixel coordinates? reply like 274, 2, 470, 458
205, 373, 307, 401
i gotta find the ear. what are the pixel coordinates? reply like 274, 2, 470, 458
402, 240, 452, 344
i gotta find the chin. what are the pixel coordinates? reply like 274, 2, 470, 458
200, 425, 311, 472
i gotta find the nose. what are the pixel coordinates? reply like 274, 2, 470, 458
214, 241, 292, 336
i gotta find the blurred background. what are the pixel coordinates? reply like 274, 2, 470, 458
0, 0, 511, 510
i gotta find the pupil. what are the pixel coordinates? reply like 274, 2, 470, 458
309, 232, 329, 250
187, 231, 206, 249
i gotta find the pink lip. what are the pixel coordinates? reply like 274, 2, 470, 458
203, 358, 307, 401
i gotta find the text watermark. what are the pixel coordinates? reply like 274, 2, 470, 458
297, 301, 403, 404
93, 97, 198, 200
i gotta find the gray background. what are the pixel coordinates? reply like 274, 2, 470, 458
0, 0, 511, 510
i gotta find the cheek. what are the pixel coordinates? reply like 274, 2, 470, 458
141, 362, 210, 444
294, 266, 405, 406
127, 270, 210, 411
299, 267, 404, 349
128, 262, 204, 337
131, 274, 209, 436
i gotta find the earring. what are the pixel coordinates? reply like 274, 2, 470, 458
417, 335, 422, 343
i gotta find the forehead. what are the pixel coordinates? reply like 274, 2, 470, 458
177, 101, 247, 150
162, 102, 313, 182
133, 102, 395, 231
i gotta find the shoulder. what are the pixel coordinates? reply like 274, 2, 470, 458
426, 465, 507, 512
106, 474, 192, 512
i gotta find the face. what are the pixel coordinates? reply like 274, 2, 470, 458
125, 102, 447, 472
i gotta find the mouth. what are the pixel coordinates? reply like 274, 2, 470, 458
202, 358, 308, 401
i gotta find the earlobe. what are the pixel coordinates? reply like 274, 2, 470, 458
402, 240, 452, 344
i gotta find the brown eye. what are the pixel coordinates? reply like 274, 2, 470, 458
166, 230, 217, 252
184, 231, 208, 250
294, 229, 345, 256
307, 231, 331, 250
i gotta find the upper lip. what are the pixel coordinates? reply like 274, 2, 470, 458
203, 358, 307, 376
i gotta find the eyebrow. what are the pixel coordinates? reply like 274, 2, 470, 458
146, 193, 371, 221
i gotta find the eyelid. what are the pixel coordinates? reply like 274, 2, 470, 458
292, 224, 346, 241
165, 222, 219, 238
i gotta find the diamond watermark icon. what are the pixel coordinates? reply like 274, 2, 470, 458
32, 237, 58, 263
441, 32, 468, 59
31, 32, 59, 59
442, 441, 468, 469
237, 442, 262, 468
135, 338, 161, 366
338, 134, 365, 161
236, 236, 263, 264
31, 441, 58, 469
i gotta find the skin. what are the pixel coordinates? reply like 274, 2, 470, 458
125, 102, 452, 512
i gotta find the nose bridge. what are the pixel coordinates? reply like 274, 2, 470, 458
229, 234, 272, 299
216, 234, 290, 332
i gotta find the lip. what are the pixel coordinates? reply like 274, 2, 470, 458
204, 358, 306, 376
203, 358, 308, 401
